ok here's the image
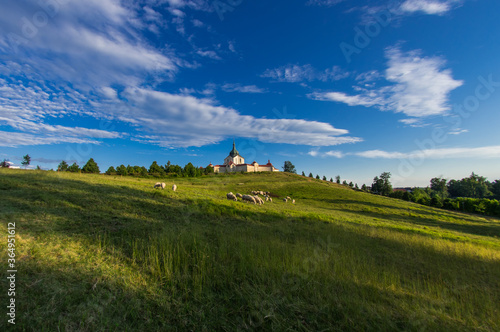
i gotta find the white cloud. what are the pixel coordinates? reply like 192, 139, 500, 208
400, 0, 460, 15
221, 83, 266, 93
118, 87, 362, 148
448, 128, 468, 135
310, 47, 463, 118
353, 146, 500, 159
308, 149, 344, 158
306, 0, 346, 6
261, 64, 348, 83
0, 131, 101, 147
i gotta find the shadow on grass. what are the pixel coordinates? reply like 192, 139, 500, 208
1, 172, 499, 330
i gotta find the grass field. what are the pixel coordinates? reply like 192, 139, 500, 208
1, 168, 499, 331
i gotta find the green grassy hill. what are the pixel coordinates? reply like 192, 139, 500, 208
1, 169, 499, 331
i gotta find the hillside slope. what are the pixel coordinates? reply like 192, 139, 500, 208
1, 169, 499, 331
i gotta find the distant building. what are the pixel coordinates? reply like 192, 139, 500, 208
210, 141, 279, 173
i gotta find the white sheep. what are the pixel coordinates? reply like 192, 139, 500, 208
154, 182, 166, 189
236, 193, 243, 198
283, 198, 288, 202
292, 199, 295, 204
172, 184, 177, 192
269, 197, 272, 202
253, 196, 264, 205
286, 196, 291, 200
227, 192, 237, 201
242, 195, 257, 204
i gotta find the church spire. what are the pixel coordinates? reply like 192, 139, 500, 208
229, 140, 239, 157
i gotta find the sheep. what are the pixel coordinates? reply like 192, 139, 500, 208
242, 195, 257, 204
286, 196, 291, 200
226, 192, 237, 201
283, 198, 288, 202
236, 193, 243, 198
154, 182, 166, 189
259, 191, 265, 196
292, 199, 295, 204
172, 184, 177, 192
269, 197, 272, 202
265, 196, 269, 202
253, 196, 264, 205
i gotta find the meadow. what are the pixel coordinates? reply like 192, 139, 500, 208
0, 168, 499, 331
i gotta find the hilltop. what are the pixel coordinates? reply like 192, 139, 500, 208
1, 169, 499, 331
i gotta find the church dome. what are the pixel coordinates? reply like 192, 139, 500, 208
229, 141, 240, 157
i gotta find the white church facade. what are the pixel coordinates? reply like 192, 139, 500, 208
209, 142, 279, 173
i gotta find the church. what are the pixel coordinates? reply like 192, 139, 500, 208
209, 142, 279, 173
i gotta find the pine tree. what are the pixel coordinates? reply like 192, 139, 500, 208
82, 158, 100, 173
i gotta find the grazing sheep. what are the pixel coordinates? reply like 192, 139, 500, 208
259, 191, 265, 196
286, 196, 291, 200
227, 192, 237, 201
154, 182, 166, 189
236, 193, 243, 198
283, 198, 288, 202
292, 199, 295, 204
242, 195, 257, 204
265, 196, 269, 202
269, 197, 272, 202
253, 196, 264, 205
172, 184, 177, 192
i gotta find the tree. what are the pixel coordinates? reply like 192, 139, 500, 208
116, 165, 127, 176
330, 178, 333, 182
148, 161, 165, 176
126, 165, 135, 176
36, 165, 42, 170
21, 154, 31, 169
68, 163, 81, 173
447, 173, 491, 198
335, 175, 340, 184
58, 161, 69, 172
322, 175, 327, 181
1, 159, 10, 168
301, 171, 305, 176
308, 172, 313, 178
204, 165, 214, 175
355, 183, 359, 190
82, 158, 100, 174
349, 181, 354, 188
361, 184, 367, 191
491, 180, 500, 199
183, 162, 197, 177
283, 161, 297, 174
316, 174, 320, 179
342, 180, 348, 186
372, 172, 392, 196
105, 166, 116, 175
430, 177, 448, 198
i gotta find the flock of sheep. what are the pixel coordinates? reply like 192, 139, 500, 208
226, 190, 295, 205
153, 182, 295, 205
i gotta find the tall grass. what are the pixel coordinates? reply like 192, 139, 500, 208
1, 169, 499, 331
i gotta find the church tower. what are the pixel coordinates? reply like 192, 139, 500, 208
223, 141, 245, 165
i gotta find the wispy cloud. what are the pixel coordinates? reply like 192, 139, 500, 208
221, 83, 266, 93
309, 47, 463, 117
306, 0, 346, 6
261, 64, 349, 83
119, 87, 362, 148
353, 146, 500, 159
400, 0, 462, 15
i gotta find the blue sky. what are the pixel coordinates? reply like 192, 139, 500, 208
0, 0, 499, 186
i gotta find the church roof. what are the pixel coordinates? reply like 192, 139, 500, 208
229, 140, 240, 157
